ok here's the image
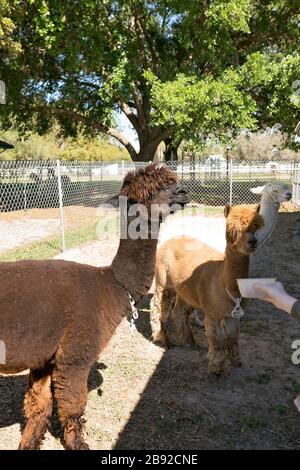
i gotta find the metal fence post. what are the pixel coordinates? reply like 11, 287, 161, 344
23, 182, 27, 212
56, 159, 66, 253
229, 158, 233, 205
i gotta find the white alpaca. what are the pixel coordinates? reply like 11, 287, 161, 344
250, 182, 292, 247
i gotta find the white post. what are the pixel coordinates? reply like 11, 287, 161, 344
56, 160, 66, 253
229, 158, 233, 205
121, 160, 125, 177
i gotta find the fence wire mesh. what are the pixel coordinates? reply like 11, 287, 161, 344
0, 159, 299, 261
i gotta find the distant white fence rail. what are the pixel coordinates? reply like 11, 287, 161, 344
293, 168, 300, 208
0, 158, 299, 260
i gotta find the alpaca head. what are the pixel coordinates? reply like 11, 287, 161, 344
224, 204, 264, 255
106, 162, 190, 222
250, 182, 292, 204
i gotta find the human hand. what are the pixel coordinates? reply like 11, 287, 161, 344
253, 281, 297, 314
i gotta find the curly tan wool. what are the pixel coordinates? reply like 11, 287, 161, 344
151, 204, 264, 375
0, 163, 189, 450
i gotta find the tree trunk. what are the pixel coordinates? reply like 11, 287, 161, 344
163, 138, 179, 162
133, 128, 170, 162
134, 145, 158, 163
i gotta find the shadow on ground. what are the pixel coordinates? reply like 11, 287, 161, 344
0, 362, 105, 443
115, 212, 300, 450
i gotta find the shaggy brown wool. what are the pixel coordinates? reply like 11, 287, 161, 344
151, 204, 264, 375
0, 163, 189, 450
120, 163, 178, 204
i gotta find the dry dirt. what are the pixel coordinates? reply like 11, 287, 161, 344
0, 206, 99, 253
0, 212, 300, 450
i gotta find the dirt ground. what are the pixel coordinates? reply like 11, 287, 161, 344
0, 201, 295, 254
0, 211, 300, 450
0, 206, 99, 253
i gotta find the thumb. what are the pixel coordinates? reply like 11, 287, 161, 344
252, 283, 265, 292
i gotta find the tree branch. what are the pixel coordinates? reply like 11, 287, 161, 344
132, 84, 147, 130
114, 96, 141, 134
135, 13, 159, 73
37, 106, 138, 160
236, 34, 265, 50
133, 15, 150, 69
147, 127, 170, 146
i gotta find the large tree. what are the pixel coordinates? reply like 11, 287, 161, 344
0, 0, 299, 161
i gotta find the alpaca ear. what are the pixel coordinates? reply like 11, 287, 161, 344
256, 203, 261, 213
224, 204, 231, 218
250, 185, 265, 195
101, 194, 120, 208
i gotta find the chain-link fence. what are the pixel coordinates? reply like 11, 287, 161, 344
0, 159, 299, 261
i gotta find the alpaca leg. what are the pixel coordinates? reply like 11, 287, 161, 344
150, 286, 173, 345
204, 316, 227, 375
227, 341, 241, 367
52, 366, 90, 450
188, 309, 205, 348
224, 318, 241, 367
19, 365, 53, 450
172, 297, 194, 346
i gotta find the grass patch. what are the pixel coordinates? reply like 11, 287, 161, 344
274, 404, 289, 415
0, 211, 120, 262
243, 416, 263, 429
0, 221, 99, 261
153, 417, 173, 436
242, 320, 266, 337
249, 367, 274, 385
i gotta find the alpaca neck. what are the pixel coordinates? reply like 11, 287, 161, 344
256, 194, 279, 246
111, 236, 158, 303
222, 246, 249, 296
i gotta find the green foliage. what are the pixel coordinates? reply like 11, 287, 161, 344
238, 52, 300, 139
145, 71, 256, 144
58, 136, 129, 161
0, 129, 129, 161
0, 0, 22, 57
205, 0, 252, 33
0, 0, 299, 160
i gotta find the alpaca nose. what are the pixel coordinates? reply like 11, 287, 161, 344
247, 237, 258, 249
286, 191, 292, 200
174, 184, 188, 195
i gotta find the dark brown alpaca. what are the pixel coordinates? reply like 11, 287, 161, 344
151, 204, 264, 375
0, 163, 189, 450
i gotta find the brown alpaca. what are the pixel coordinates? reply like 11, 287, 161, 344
0, 163, 189, 450
150, 204, 264, 375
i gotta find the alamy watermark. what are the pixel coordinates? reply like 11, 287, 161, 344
96, 196, 205, 241
291, 339, 300, 365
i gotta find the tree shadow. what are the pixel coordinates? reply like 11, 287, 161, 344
114, 211, 300, 450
